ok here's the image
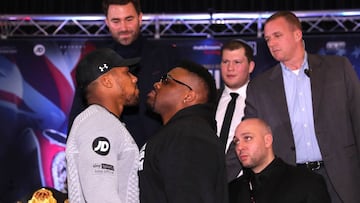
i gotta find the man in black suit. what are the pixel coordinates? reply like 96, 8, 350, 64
215, 39, 255, 181
229, 118, 330, 203
243, 11, 360, 203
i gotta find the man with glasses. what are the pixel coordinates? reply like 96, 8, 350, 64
139, 60, 228, 203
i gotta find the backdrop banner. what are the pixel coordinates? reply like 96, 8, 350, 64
0, 35, 359, 202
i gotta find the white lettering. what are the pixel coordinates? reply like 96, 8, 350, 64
94, 141, 110, 152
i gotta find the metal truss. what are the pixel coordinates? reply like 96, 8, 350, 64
1, 10, 360, 39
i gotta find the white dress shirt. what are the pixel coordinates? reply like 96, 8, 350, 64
216, 83, 248, 152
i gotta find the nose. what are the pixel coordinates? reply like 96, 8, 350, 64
234, 144, 242, 157
234, 140, 245, 152
228, 62, 235, 71
153, 81, 161, 89
266, 37, 275, 47
117, 21, 128, 31
130, 73, 138, 83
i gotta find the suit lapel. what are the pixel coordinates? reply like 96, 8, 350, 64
269, 64, 291, 123
308, 54, 325, 121
268, 65, 294, 140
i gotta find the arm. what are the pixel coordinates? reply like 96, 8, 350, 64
343, 58, 360, 157
77, 133, 123, 203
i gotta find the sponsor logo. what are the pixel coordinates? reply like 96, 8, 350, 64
192, 44, 221, 51
92, 137, 110, 155
326, 41, 346, 50
101, 163, 114, 171
0, 46, 17, 54
98, 63, 109, 72
92, 163, 115, 175
33, 44, 46, 56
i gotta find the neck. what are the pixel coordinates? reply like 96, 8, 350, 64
161, 111, 176, 125
252, 153, 275, 174
88, 99, 123, 118
283, 48, 305, 70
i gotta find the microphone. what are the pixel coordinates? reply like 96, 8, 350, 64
304, 68, 311, 78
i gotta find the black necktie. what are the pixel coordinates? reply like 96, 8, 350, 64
220, 92, 239, 146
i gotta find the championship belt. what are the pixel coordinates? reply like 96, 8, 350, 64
28, 188, 57, 203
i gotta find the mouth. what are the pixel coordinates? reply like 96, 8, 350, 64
147, 89, 156, 98
146, 89, 156, 108
271, 48, 280, 53
133, 83, 139, 90
226, 74, 236, 78
118, 31, 132, 38
239, 154, 248, 162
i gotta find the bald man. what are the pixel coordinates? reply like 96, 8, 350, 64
229, 118, 330, 203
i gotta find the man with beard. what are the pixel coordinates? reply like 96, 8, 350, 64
229, 118, 330, 203
68, 0, 177, 147
66, 48, 141, 202
139, 61, 228, 203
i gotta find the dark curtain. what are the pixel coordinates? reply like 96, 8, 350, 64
0, 0, 359, 14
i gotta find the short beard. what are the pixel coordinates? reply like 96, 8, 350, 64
125, 93, 139, 106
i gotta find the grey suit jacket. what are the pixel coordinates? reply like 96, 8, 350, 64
243, 54, 360, 203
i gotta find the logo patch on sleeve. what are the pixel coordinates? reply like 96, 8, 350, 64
92, 137, 110, 155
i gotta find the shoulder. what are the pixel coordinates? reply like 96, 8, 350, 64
70, 105, 126, 141
248, 63, 280, 88
152, 118, 221, 156
143, 38, 177, 50
77, 105, 117, 125
283, 162, 326, 185
308, 53, 348, 61
308, 54, 352, 69
167, 117, 217, 141
279, 163, 330, 201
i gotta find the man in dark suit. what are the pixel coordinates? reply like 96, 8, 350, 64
215, 39, 255, 181
244, 11, 360, 202
229, 118, 330, 203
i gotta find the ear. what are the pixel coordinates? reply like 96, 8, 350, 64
138, 12, 143, 26
105, 17, 109, 27
264, 133, 273, 148
99, 74, 113, 88
294, 30, 302, 41
183, 90, 196, 104
248, 61, 255, 74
